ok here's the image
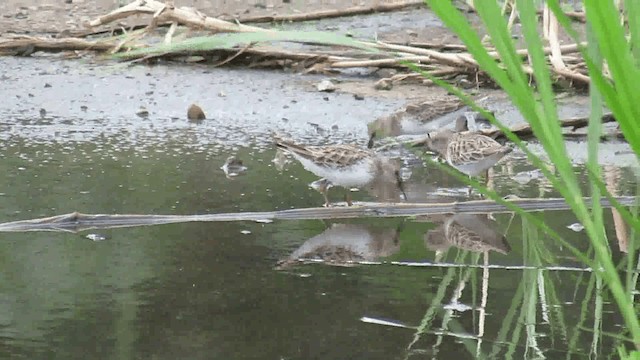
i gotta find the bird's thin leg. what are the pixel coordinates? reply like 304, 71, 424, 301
467, 176, 473, 197
345, 191, 353, 206
322, 188, 331, 207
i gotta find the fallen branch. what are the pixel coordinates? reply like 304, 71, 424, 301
0, 36, 116, 55
219, 1, 425, 24
480, 113, 616, 139
0, 196, 633, 233
0, 1, 595, 88
412, 113, 617, 146
87, 0, 270, 33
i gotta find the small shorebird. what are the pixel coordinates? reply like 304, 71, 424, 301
367, 94, 466, 146
422, 116, 512, 193
275, 138, 406, 206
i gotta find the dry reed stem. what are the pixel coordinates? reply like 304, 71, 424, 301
88, 0, 269, 33
218, 1, 425, 24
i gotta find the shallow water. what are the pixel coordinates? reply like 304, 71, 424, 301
0, 138, 637, 359
0, 56, 638, 359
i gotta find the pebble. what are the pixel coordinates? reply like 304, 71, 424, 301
187, 103, 206, 121
316, 79, 336, 92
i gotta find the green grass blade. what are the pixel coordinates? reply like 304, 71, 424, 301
112, 30, 377, 59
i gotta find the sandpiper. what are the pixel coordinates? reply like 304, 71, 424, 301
422, 115, 512, 192
367, 94, 466, 146
275, 138, 406, 206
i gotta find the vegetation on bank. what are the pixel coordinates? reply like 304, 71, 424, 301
420, 0, 639, 355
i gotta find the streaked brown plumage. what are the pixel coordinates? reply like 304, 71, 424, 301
423, 116, 512, 177
274, 137, 406, 206
367, 94, 466, 141
425, 214, 511, 254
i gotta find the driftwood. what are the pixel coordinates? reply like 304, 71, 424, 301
0, 36, 117, 56
480, 113, 617, 140
87, 0, 269, 34
0, 0, 595, 87
218, 1, 425, 24
0, 197, 634, 233
410, 113, 617, 146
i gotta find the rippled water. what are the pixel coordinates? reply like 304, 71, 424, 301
0, 136, 637, 359
0, 56, 638, 359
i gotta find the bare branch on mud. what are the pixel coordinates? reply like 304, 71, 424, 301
212, 41, 255, 67
0, 0, 596, 89
218, 1, 425, 24
411, 113, 617, 146
87, 0, 269, 33
0, 36, 116, 55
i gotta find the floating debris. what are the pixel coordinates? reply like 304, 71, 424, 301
255, 219, 273, 224
187, 103, 206, 121
221, 156, 247, 177
567, 223, 584, 232
86, 233, 107, 242
360, 316, 414, 329
272, 149, 289, 171
39, 108, 47, 118
443, 302, 474, 312
240, 230, 251, 235
512, 169, 543, 185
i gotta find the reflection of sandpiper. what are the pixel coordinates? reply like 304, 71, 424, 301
425, 213, 510, 255
275, 223, 403, 269
274, 137, 406, 206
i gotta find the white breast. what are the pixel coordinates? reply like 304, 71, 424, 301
447, 152, 505, 176
293, 155, 376, 188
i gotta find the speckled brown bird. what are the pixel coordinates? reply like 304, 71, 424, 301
275, 137, 406, 206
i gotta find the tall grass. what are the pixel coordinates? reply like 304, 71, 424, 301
422, 0, 640, 352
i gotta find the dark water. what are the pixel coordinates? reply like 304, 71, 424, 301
0, 136, 637, 360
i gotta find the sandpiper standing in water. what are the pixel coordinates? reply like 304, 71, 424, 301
275, 137, 406, 206
421, 115, 512, 194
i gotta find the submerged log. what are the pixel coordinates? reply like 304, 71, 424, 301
0, 197, 634, 233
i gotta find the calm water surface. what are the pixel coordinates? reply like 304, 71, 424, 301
0, 135, 637, 359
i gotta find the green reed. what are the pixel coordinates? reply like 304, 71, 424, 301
422, 0, 640, 353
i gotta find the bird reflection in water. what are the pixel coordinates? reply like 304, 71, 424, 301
424, 213, 511, 256
275, 222, 403, 269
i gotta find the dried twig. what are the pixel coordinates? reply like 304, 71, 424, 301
412, 113, 616, 146
212, 41, 255, 67
218, 1, 425, 24
0, 36, 116, 55
88, 0, 269, 33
